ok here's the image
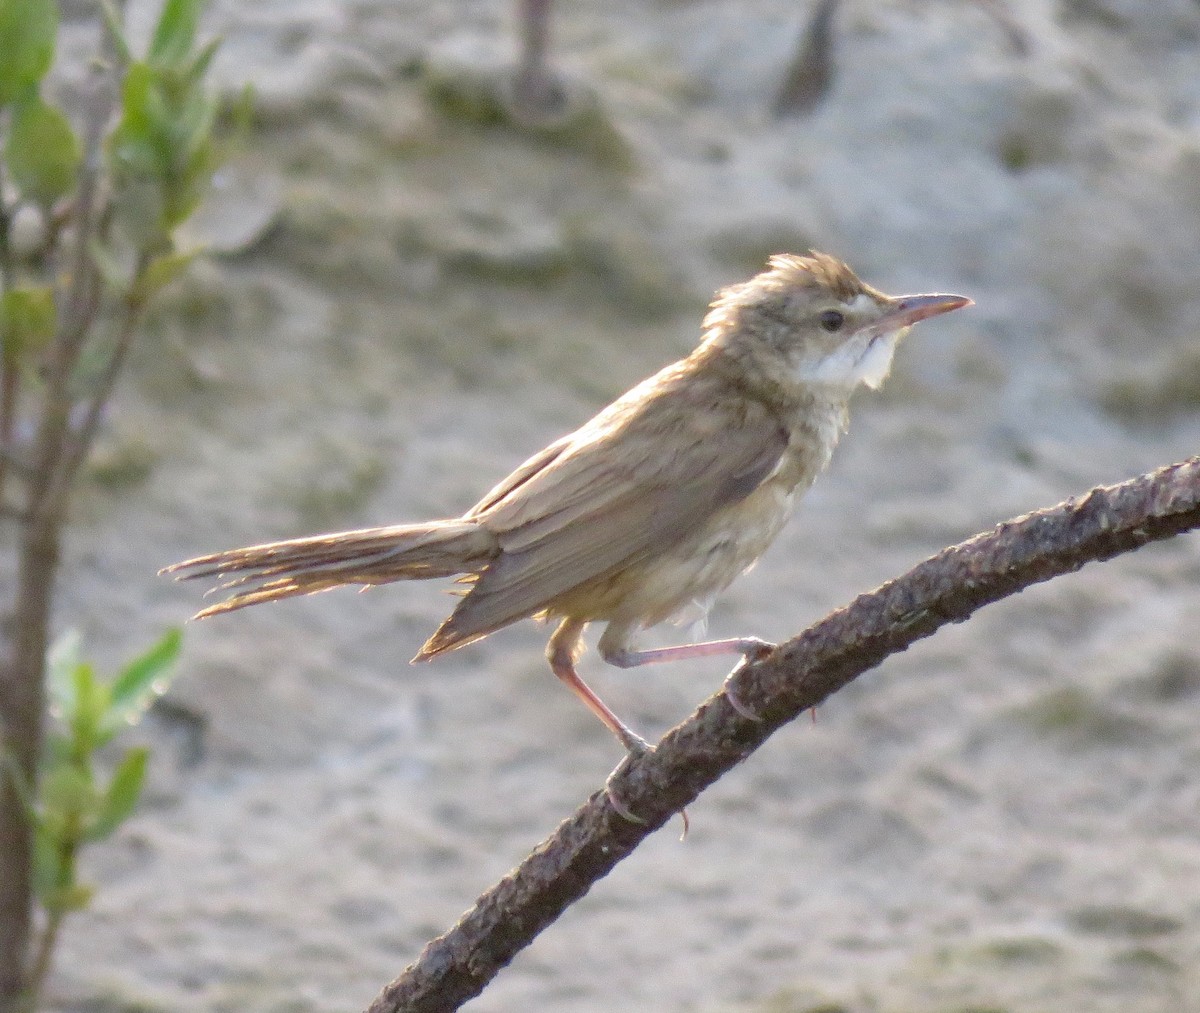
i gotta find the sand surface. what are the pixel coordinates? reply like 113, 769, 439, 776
22, 0, 1200, 1010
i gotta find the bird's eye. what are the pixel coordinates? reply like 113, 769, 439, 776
819, 310, 845, 332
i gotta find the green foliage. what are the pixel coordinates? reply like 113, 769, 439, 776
148, 0, 203, 68
22, 628, 182, 916
0, 1, 233, 1005
1, 287, 56, 359
0, 0, 81, 214
6, 94, 80, 205
0, 0, 58, 108
106, 0, 223, 250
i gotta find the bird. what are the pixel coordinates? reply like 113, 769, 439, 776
163, 252, 970, 755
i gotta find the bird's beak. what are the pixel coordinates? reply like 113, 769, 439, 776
879, 292, 973, 332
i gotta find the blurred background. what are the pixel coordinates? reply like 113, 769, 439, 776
43, 0, 1200, 1009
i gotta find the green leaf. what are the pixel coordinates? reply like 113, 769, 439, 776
85, 747, 148, 841
6, 94, 80, 204
0, 0, 59, 107
185, 35, 221, 86
131, 248, 200, 303
39, 763, 95, 821
1, 286, 56, 360
109, 61, 155, 166
148, 0, 204, 69
69, 660, 110, 752
100, 0, 132, 66
106, 628, 181, 731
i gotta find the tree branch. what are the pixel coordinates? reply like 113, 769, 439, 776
367, 455, 1200, 1013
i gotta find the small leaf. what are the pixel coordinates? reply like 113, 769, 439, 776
108, 62, 157, 173
0, 0, 59, 107
39, 763, 95, 822
149, 0, 204, 69
107, 628, 182, 729
69, 661, 110, 753
131, 248, 200, 303
0, 286, 56, 360
184, 35, 222, 86
85, 747, 148, 841
100, 0, 132, 66
6, 95, 80, 204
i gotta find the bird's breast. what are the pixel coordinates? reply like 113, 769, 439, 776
597, 476, 798, 630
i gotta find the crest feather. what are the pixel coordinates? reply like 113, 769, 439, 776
764, 251, 867, 302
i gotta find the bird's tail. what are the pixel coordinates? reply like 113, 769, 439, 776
161, 520, 497, 618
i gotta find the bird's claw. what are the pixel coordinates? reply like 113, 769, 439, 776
603, 741, 690, 837
604, 746, 651, 824
737, 637, 776, 662
724, 679, 765, 722
723, 638, 775, 722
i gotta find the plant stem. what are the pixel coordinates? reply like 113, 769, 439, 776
0, 161, 15, 528
0, 40, 117, 1011
47, 252, 150, 506
21, 909, 63, 1013
23, 811, 80, 1013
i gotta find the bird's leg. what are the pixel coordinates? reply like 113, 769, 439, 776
599, 636, 775, 668
547, 617, 651, 756
599, 626, 775, 722
548, 617, 658, 826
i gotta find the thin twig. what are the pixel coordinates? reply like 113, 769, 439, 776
509, 0, 565, 124
28, 54, 119, 524
368, 456, 1200, 1013
0, 159, 15, 514
772, 0, 839, 118
47, 253, 150, 504
0, 360, 18, 515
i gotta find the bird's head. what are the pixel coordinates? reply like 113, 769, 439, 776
704, 251, 971, 392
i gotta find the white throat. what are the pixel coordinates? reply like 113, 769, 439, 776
797, 328, 906, 391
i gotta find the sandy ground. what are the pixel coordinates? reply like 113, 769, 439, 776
17, 0, 1200, 1010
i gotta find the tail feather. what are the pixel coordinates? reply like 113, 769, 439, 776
162, 520, 497, 618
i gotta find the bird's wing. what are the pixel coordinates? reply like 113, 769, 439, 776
465, 433, 575, 518
420, 377, 787, 654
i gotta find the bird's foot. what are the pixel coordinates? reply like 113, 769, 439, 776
734, 637, 776, 661
603, 739, 690, 839
604, 749, 649, 825
722, 639, 776, 722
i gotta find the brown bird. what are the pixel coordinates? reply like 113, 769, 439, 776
163, 252, 970, 754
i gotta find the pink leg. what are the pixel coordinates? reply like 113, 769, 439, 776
599, 627, 775, 722
599, 636, 774, 669
547, 618, 651, 755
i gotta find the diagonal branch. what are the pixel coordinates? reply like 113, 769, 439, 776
367, 456, 1200, 1013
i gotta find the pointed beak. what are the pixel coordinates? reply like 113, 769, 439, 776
882, 292, 973, 330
